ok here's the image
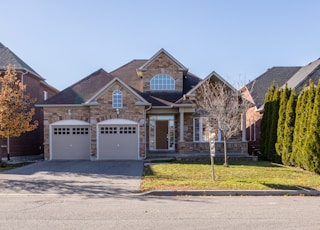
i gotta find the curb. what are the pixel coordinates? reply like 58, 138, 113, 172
141, 189, 320, 196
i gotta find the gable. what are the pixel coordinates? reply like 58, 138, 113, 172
138, 48, 188, 73
137, 49, 188, 93
186, 71, 238, 97
85, 77, 149, 106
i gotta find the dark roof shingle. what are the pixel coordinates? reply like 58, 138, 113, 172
0, 42, 42, 79
246, 66, 301, 108
43, 68, 114, 104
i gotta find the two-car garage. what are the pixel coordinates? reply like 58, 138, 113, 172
50, 119, 139, 160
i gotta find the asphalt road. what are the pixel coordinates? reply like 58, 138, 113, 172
1, 161, 320, 229
1, 195, 319, 230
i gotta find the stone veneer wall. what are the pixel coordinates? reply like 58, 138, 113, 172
43, 82, 146, 160
177, 141, 248, 154
176, 113, 247, 154
140, 53, 184, 92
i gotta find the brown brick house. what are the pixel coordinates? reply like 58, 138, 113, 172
241, 58, 320, 154
0, 42, 58, 158
38, 49, 248, 160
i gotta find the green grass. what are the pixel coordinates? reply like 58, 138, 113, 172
0, 162, 31, 172
141, 161, 320, 192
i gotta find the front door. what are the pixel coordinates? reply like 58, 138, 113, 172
156, 120, 168, 149
149, 115, 175, 151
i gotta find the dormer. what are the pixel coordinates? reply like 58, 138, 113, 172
136, 49, 188, 93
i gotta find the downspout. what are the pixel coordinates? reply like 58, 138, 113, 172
143, 105, 152, 160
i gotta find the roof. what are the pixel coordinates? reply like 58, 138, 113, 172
246, 66, 301, 108
0, 42, 43, 79
42, 68, 114, 104
138, 48, 188, 73
110, 59, 147, 92
39, 49, 204, 107
186, 70, 238, 96
286, 58, 320, 93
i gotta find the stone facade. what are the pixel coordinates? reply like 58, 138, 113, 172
139, 53, 184, 92
42, 81, 146, 160
41, 48, 248, 160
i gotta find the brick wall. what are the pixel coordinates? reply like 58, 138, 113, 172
1, 72, 58, 158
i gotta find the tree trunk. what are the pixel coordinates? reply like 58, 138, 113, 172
224, 138, 228, 167
210, 154, 215, 180
0, 138, 2, 163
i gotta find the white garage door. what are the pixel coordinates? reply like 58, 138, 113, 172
51, 120, 91, 160
98, 119, 139, 160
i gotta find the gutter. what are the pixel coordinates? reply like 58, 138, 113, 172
35, 104, 87, 107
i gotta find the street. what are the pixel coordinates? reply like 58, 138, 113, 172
1, 194, 319, 230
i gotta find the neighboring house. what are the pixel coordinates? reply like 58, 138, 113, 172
0, 42, 58, 158
241, 58, 320, 153
38, 49, 248, 160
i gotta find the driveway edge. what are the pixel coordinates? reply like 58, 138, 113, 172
141, 189, 320, 196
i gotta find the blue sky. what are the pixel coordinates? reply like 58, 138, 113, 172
2, 0, 320, 90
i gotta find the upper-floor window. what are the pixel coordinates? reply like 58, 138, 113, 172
112, 89, 122, 108
43, 91, 48, 100
150, 74, 175, 90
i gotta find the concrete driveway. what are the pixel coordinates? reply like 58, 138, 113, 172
0, 160, 144, 197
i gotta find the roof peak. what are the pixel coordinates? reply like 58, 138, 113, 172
138, 48, 188, 73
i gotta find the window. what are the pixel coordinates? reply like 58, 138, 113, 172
112, 89, 122, 108
150, 74, 175, 90
43, 91, 48, 100
194, 117, 214, 142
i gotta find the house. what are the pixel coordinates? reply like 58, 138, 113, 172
0, 42, 58, 158
38, 49, 248, 160
241, 58, 320, 153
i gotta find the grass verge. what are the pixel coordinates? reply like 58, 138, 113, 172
141, 160, 320, 192
0, 162, 31, 172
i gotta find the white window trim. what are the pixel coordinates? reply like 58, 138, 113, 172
194, 117, 210, 142
150, 73, 175, 90
112, 89, 123, 108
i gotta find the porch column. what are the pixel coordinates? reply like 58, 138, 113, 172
179, 109, 184, 142
242, 112, 246, 141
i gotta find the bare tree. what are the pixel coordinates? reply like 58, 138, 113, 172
195, 80, 249, 166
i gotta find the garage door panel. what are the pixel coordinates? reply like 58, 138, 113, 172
52, 126, 90, 160
98, 125, 138, 160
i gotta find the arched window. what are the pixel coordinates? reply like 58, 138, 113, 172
112, 89, 122, 108
150, 74, 175, 90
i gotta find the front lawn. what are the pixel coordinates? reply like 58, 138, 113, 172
141, 160, 320, 192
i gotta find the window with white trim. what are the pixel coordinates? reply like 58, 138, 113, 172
150, 74, 175, 90
194, 117, 214, 142
112, 89, 122, 108
43, 91, 48, 100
